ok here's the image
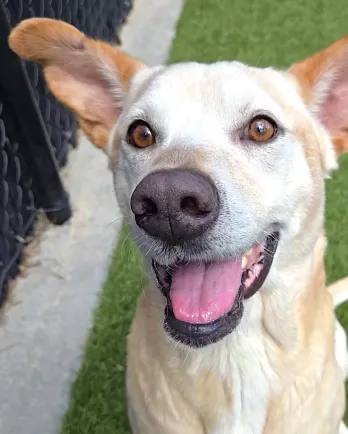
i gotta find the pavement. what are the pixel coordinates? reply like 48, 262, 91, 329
0, 1, 183, 433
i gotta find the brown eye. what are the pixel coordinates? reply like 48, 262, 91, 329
247, 117, 277, 142
127, 121, 155, 148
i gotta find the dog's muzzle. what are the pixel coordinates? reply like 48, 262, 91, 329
130, 168, 279, 348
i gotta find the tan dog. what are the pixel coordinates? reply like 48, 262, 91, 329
9, 18, 348, 434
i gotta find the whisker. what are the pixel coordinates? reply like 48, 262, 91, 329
117, 161, 142, 176
106, 214, 131, 227
254, 239, 275, 256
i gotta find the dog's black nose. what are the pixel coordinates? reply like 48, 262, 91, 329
131, 169, 220, 244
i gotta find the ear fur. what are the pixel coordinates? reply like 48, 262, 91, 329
9, 18, 144, 150
290, 37, 348, 157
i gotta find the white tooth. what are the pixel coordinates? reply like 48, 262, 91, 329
242, 256, 248, 269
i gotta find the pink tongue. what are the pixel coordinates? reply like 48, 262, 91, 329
170, 260, 243, 324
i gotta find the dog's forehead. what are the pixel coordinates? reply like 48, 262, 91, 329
132, 61, 304, 127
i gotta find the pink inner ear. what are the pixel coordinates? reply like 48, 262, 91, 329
320, 78, 348, 133
45, 56, 121, 130
67, 69, 121, 126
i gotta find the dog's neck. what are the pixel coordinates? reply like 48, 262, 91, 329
256, 232, 328, 348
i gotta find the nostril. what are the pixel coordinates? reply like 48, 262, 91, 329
141, 198, 158, 217
180, 196, 209, 217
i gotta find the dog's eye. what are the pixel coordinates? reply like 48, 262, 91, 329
246, 117, 277, 143
127, 121, 155, 148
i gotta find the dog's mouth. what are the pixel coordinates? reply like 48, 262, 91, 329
153, 232, 279, 347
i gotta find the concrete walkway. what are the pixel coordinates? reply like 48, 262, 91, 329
0, 1, 183, 433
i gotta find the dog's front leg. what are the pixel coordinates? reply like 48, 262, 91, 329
126, 374, 204, 434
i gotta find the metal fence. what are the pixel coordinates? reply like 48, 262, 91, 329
0, 0, 133, 305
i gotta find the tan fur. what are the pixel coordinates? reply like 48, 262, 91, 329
289, 37, 348, 106
263, 238, 344, 433
9, 20, 348, 433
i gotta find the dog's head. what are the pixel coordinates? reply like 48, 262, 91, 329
10, 19, 348, 347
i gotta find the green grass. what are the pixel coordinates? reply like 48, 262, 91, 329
62, 227, 143, 434
61, 0, 348, 432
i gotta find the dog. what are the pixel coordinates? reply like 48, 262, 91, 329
9, 18, 348, 434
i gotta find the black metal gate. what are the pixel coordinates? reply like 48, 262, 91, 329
0, 0, 133, 305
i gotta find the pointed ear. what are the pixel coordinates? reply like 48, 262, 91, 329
9, 18, 144, 151
289, 37, 348, 156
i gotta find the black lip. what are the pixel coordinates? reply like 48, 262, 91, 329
153, 232, 279, 348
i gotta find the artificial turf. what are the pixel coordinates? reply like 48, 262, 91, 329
61, 0, 348, 432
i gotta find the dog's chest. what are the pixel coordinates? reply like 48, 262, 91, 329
204, 336, 344, 434
193, 336, 275, 434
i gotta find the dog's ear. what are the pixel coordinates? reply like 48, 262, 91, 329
9, 18, 144, 151
289, 37, 348, 156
